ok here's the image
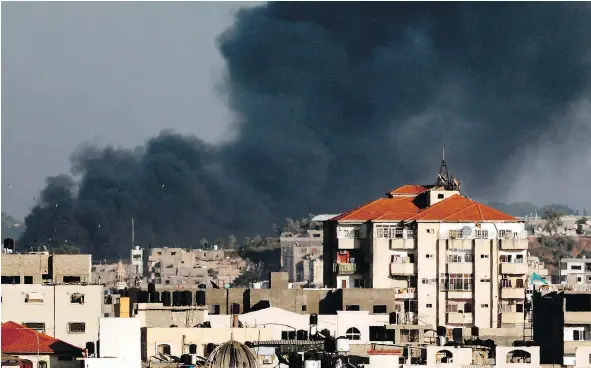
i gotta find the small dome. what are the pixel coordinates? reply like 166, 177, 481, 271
204, 340, 260, 368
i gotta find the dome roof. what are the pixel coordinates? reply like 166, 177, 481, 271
204, 340, 260, 368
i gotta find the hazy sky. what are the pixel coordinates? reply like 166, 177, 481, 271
2, 2, 257, 219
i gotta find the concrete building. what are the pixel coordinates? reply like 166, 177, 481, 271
532, 290, 591, 366
280, 230, 324, 285
322, 159, 528, 330
1, 284, 104, 348
1, 321, 84, 368
145, 247, 247, 287
527, 254, 550, 283
1, 253, 92, 284
560, 257, 591, 285
131, 245, 144, 275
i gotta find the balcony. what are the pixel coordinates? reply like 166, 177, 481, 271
447, 291, 473, 299
499, 238, 528, 250
500, 262, 528, 275
501, 311, 524, 324
333, 263, 357, 275
564, 340, 591, 354
447, 312, 473, 324
390, 262, 416, 276
337, 238, 363, 250
501, 287, 526, 299
448, 263, 473, 274
388, 238, 415, 250
564, 311, 591, 324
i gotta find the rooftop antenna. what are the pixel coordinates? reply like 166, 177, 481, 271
131, 218, 135, 249
436, 143, 450, 187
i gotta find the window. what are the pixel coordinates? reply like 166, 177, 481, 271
516, 303, 524, 313
438, 194, 444, 199
373, 305, 387, 314
231, 303, 240, 314
25, 292, 44, 303
426, 254, 433, 258
369, 326, 394, 341
426, 303, 433, 308
480, 278, 490, 283
345, 327, 361, 340
133, 254, 141, 259
63, 276, 81, 283
441, 274, 473, 291
301, 305, 307, 312
157, 251, 162, 255
24, 276, 33, 284
474, 230, 489, 239
157, 343, 171, 355
346, 304, 360, 311
446, 304, 458, 312
313, 233, 321, 237
38, 361, 48, 368
68, 322, 86, 334
171, 252, 177, 255
212, 305, 220, 315
354, 279, 364, 288
481, 304, 489, 308
481, 254, 489, 258
464, 302, 472, 313
70, 293, 85, 304
515, 279, 524, 288
571, 265, 582, 270
23, 322, 45, 333
1, 276, 20, 284
574, 330, 584, 341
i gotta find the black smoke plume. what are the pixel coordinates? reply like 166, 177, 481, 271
21, 3, 591, 258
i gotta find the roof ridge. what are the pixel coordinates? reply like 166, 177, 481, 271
441, 201, 478, 221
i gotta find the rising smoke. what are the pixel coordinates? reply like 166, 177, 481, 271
20, 2, 591, 258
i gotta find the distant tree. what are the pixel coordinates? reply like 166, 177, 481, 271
52, 243, 80, 254
228, 234, 237, 248
576, 217, 588, 225
542, 210, 564, 235
199, 238, 208, 248
232, 265, 265, 287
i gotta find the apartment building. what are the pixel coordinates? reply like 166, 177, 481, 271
322, 161, 528, 330
144, 247, 246, 286
280, 229, 324, 285
560, 257, 591, 285
533, 290, 591, 366
1, 284, 104, 348
1, 252, 92, 284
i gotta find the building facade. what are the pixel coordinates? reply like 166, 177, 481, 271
323, 164, 528, 330
280, 230, 324, 285
1, 253, 92, 284
560, 257, 591, 285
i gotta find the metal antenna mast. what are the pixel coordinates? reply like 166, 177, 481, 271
131, 218, 135, 248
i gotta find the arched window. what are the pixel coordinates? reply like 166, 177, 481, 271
435, 350, 454, 363
157, 343, 171, 356
345, 327, 361, 340
38, 361, 48, 368
506, 349, 532, 363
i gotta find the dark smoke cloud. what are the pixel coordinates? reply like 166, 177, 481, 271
21, 3, 591, 257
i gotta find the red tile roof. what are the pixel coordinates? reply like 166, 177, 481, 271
331, 186, 517, 222
387, 185, 429, 196
332, 197, 422, 221
1, 322, 84, 355
406, 194, 517, 222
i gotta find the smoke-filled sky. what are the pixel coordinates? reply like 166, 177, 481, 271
3, 2, 591, 257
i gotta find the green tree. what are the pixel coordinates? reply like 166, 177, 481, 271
542, 210, 564, 235
52, 243, 80, 254
576, 217, 588, 225
228, 234, 237, 248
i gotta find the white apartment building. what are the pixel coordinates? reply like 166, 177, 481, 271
323, 162, 528, 330
1, 284, 104, 348
560, 257, 591, 285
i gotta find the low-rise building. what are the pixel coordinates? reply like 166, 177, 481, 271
560, 257, 591, 285
1, 321, 84, 368
1, 284, 104, 348
280, 229, 324, 285
532, 290, 591, 366
1, 253, 92, 284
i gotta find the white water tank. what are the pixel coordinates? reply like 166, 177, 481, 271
304, 360, 321, 368
336, 337, 350, 353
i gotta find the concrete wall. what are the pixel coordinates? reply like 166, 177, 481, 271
1, 284, 103, 348
1, 254, 91, 284
99, 317, 141, 368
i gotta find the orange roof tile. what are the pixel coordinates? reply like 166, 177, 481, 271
332, 197, 422, 222
331, 185, 517, 222
1, 322, 84, 355
406, 194, 518, 222
388, 185, 428, 196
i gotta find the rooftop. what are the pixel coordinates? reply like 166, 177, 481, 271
1, 322, 84, 355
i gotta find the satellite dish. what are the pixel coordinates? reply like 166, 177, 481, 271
461, 226, 472, 236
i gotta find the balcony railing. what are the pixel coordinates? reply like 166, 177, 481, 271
333, 263, 357, 275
